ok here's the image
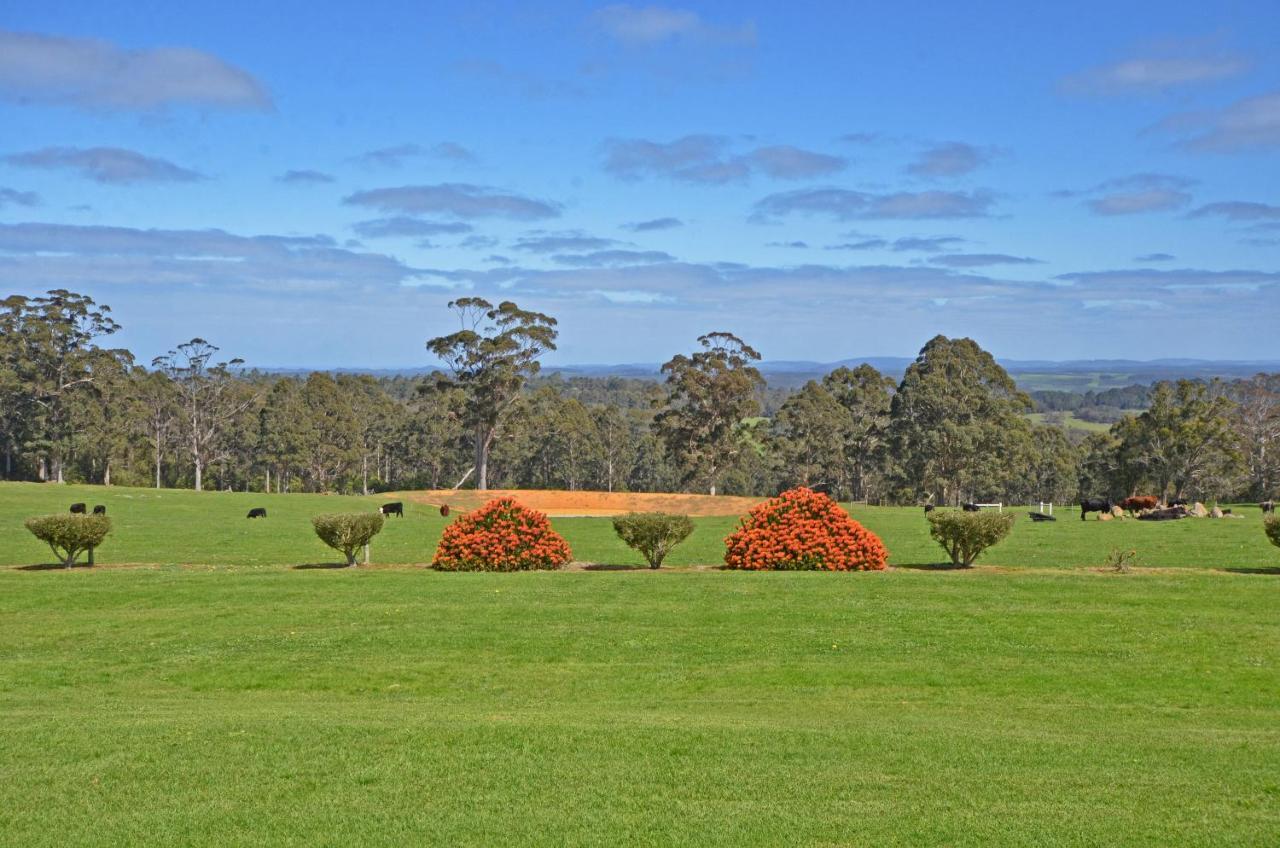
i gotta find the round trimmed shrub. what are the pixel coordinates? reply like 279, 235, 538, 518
612, 512, 694, 569
25, 513, 111, 568
312, 512, 385, 566
927, 510, 1015, 567
1265, 516, 1280, 550
432, 497, 571, 571
724, 487, 888, 571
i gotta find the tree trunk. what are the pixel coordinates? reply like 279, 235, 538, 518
103, 461, 111, 487
154, 440, 162, 489
475, 425, 489, 490
362, 455, 369, 496
194, 457, 203, 492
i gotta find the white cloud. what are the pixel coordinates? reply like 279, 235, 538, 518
5, 147, 204, 184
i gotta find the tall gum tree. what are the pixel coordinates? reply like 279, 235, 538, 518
654, 332, 764, 496
426, 298, 558, 491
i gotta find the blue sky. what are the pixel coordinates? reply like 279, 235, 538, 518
1, 1, 1278, 367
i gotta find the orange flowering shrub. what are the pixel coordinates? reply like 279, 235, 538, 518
723, 487, 888, 571
432, 497, 571, 571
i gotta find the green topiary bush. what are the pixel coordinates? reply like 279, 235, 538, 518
24, 514, 112, 568
927, 510, 1016, 568
1265, 516, 1280, 550
612, 512, 695, 569
312, 512, 384, 566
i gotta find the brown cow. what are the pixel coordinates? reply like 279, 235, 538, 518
1120, 496, 1159, 512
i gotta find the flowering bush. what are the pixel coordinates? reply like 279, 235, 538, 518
723, 487, 888, 571
432, 497, 572, 571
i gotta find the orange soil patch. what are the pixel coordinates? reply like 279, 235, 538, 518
389, 488, 767, 517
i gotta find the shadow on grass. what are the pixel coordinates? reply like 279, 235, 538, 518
293, 562, 355, 570
15, 562, 89, 571
579, 563, 653, 572
891, 562, 972, 571
1220, 567, 1280, 575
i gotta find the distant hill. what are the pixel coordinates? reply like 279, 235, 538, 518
256, 357, 1280, 392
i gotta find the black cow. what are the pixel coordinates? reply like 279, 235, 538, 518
92, 505, 106, 515
923, 504, 935, 514
1080, 498, 1111, 521
1262, 500, 1276, 515
1138, 506, 1187, 522
69, 502, 86, 514
380, 502, 404, 518
1167, 498, 1188, 507
246, 508, 267, 519
962, 503, 981, 512
1028, 512, 1056, 522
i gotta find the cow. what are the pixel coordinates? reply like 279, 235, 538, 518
92, 505, 106, 515
69, 502, 86, 514
1120, 496, 1159, 513
1167, 498, 1188, 507
962, 503, 981, 512
1262, 501, 1276, 515
1080, 498, 1111, 521
440, 504, 451, 517
380, 501, 404, 518
923, 504, 935, 514
1138, 506, 1187, 522
1028, 511, 1056, 522
246, 508, 267, 519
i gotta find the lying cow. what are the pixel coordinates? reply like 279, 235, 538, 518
1080, 498, 1111, 521
380, 502, 404, 518
1120, 496, 1159, 513
246, 507, 267, 519
1167, 498, 1188, 507
92, 505, 106, 515
69, 502, 86, 514
1138, 506, 1188, 521
1027, 512, 1056, 522
962, 503, 981, 512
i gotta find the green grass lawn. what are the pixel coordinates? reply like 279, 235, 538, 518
1, 483, 1278, 845
1, 482, 1278, 571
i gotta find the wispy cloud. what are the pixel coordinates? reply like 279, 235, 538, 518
1189, 201, 1280, 221
604, 135, 844, 184
906, 142, 995, 177
551, 249, 676, 267
591, 5, 756, 47
1134, 253, 1176, 262
353, 142, 477, 168
343, 184, 561, 220
1061, 45, 1248, 95
1153, 90, 1280, 152
4, 146, 204, 184
753, 188, 994, 221
276, 169, 335, 185
929, 253, 1040, 268
0, 187, 39, 208
0, 29, 271, 111
514, 233, 620, 253
351, 217, 474, 239
1060, 173, 1196, 215
622, 217, 683, 232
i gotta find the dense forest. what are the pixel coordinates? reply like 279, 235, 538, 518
2, 290, 1277, 505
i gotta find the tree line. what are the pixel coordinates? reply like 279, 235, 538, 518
2, 290, 1277, 505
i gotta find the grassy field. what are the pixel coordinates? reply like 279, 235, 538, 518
1027, 411, 1114, 435
1, 483, 1278, 846
1, 482, 1278, 571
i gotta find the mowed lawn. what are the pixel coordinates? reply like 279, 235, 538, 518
1, 483, 1278, 845
1, 482, 1279, 570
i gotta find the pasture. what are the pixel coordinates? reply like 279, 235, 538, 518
1, 483, 1278, 846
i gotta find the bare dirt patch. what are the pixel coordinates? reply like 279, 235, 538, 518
389, 488, 766, 517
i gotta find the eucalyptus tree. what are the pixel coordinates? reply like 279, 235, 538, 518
822, 364, 895, 500
426, 298, 558, 490
654, 332, 764, 496
153, 338, 256, 491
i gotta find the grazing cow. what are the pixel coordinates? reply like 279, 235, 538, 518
440, 504, 451, 517
92, 505, 106, 515
1120, 496, 1159, 513
1138, 506, 1187, 522
962, 503, 981, 512
69, 502, 86, 514
1079, 498, 1111, 521
923, 504, 935, 514
1262, 500, 1276, 515
246, 508, 267, 519
380, 501, 404, 518
1028, 512, 1056, 522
